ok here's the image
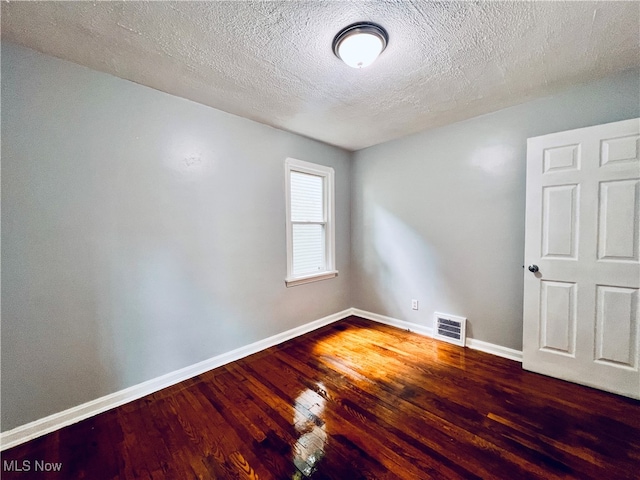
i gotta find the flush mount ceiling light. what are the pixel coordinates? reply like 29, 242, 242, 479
332, 22, 388, 69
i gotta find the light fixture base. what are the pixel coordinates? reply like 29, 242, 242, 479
332, 22, 389, 68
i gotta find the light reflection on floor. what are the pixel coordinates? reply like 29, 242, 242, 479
292, 383, 327, 478
288, 325, 470, 478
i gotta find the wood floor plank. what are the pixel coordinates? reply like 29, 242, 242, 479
241, 352, 440, 479
281, 338, 551, 479
2, 316, 639, 479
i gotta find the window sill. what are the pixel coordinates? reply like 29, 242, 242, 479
285, 270, 338, 287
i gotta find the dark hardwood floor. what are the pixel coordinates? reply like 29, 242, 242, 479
2, 316, 639, 479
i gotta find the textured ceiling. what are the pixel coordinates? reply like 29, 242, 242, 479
2, 1, 639, 151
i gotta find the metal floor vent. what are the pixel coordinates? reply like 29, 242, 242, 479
433, 313, 467, 347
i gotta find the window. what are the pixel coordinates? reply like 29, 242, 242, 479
285, 158, 337, 287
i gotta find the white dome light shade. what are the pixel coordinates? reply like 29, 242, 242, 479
338, 34, 383, 68
333, 22, 388, 69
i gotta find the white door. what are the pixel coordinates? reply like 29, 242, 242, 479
523, 118, 640, 399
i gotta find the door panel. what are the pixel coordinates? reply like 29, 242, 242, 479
543, 144, 581, 172
597, 180, 639, 261
542, 185, 579, 258
539, 281, 576, 355
600, 134, 639, 166
523, 118, 640, 399
595, 286, 638, 368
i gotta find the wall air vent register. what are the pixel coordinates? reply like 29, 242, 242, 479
433, 312, 467, 347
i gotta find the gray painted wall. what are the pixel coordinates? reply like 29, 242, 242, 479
1, 43, 352, 431
351, 68, 640, 351
3, 40, 639, 433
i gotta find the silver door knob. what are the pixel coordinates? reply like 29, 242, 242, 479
528, 265, 539, 273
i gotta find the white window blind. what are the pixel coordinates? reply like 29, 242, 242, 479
285, 158, 337, 287
292, 224, 325, 275
290, 172, 325, 275
290, 171, 324, 222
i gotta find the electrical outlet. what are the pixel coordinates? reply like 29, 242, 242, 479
411, 299, 418, 310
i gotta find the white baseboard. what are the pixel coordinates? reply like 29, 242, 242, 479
351, 308, 523, 362
0, 308, 352, 451
1, 307, 522, 451
350, 308, 434, 337
465, 338, 523, 362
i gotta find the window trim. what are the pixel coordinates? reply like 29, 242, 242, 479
285, 157, 337, 287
